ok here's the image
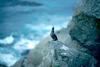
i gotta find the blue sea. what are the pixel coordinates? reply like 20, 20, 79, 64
0, 0, 80, 66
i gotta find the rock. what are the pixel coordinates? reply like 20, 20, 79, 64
50, 41, 96, 67
12, 41, 97, 67
11, 58, 24, 67
79, 0, 100, 18
69, 12, 100, 65
69, 12, 98, 47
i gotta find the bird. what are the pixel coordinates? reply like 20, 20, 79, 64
50, 27, 58, 41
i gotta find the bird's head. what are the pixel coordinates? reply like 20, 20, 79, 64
52, 26, 54, 31
51, 26, 55, 32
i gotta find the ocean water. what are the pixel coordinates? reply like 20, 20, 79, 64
0, 0, 80, 66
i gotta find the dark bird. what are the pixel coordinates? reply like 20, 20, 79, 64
50, 27, 58, 41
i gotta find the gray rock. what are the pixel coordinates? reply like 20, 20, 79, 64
69, 12, 100, 64
12, 41, 97, 67
50, 41, 96, 67
79, 0, 100, 18
69, 13, 98, 47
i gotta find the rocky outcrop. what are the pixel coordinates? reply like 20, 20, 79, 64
69, 12, 100, 67
79, 0, 100, 18
12, 41, 96, 67
50, 41, 96, 67
69, 0, 100, 65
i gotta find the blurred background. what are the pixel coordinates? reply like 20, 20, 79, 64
0, 0, 80, 66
